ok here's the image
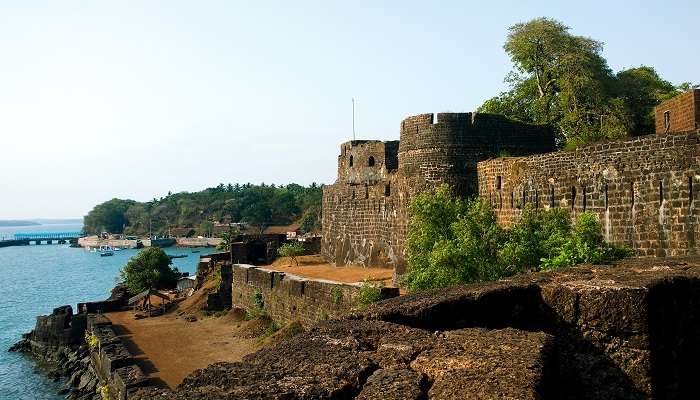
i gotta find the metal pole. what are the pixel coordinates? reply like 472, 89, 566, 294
352, 97, 355, 141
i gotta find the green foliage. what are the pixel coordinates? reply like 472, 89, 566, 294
216, 227, 240, 251
245, 290, 268, 320
84, 330, 99, 350
119, 247, 180, 295
87, 183, 323, 237
540, 212, 634, 270
199, 221, 214, 237
96, 384, 110, 400
330, 286, 343, 305
403, 185, 631, 293
277, 242, 306, 266
83, 198, 135, 234
354, 281, 385, 308
478, 17, 688, 148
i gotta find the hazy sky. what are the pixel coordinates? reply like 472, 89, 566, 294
1, 1, 697, 219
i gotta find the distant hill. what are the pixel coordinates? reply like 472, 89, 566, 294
0, 220, 41, 227
30, 218, 83, 225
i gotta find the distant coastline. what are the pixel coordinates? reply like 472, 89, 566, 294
0, 218, 82, 227
0, 220, 41, 227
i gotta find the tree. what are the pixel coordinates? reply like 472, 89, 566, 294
479, 18, 683, 148
83, 198, 135, 234
199, 221, 214, 237
119, 247, 180, 295
277, 242, 306, 266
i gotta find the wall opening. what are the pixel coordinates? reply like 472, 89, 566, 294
550, 186, 555, 208
690, 176, 694, 203
659, 181, 664, 203
385, 184, 391, 197
522, 190, 526, 207
631, 182, 635, 206
352, 190, 355, 199
511, 192, 514, 208
535, 189, 539, 209
365, 185, 369, 199
349, 155, 354, 167
571, 186, 577, 210
605, 183, 609, 210
496, 176, 502, 190
664, 110, 671, 133
583, 186, 587, 211
368, 156, 375, 167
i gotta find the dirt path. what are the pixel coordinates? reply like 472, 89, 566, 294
106, 310, 260, 389
266, 255, 394, 284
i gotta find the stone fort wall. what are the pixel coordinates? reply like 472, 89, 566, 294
321, 113, 554, 273
478, 131, 700, 257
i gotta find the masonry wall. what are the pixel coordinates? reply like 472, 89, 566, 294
232, 264, 398, 327
655, 89, 699, 134
478, 131, 700, 257
321, 112, 554, 274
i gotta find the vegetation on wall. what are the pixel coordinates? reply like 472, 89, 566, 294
403, 184, 631, 292
119, 247, 181, 295
82, 183, 323, 236
479, 17, 691, 148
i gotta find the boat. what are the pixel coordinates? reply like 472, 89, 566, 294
168, 254, 188, 259
191, 250, 200, 254
98, 245, 115, 257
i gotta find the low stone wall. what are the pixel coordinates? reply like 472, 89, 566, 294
87, 314, 149, 400
232, 264, 399, 327
175, 237, 221, 247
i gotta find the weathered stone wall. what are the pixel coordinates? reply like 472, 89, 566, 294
231, 264, 398, 327
655, 89, 699, 134
478, 131, 700, 257
321, 112, 554, 273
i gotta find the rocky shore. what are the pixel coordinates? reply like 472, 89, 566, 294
8, 285, 131, 400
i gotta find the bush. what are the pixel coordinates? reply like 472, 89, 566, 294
245, 291, 268, 320
84, 331, 99, 350
277, 242, 306, 266
354, 281, 384, 307
403, 184, 632, 293
330, 286, 343, 305
119, 247, 180, 295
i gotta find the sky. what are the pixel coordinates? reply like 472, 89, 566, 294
0, 0, 697, 219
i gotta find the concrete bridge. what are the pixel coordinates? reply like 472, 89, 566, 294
0, 231, 82, 247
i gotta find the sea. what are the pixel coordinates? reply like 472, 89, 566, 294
0, 223, 216, 399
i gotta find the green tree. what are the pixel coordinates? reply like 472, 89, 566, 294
119, 247, 180, 295
199, 221, 214, 237
83, 198, 135, 234
479, 18, 683, 148
277, 242, 306, 266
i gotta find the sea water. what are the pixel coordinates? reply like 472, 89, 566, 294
0, 225, 215, 399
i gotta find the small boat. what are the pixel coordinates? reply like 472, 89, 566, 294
191, 250, 200, 254
168, 254, 188, 259
99, 245, 115, 257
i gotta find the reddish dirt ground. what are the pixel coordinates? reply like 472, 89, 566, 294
106, 309, 260, 389
265, 254, 394, 285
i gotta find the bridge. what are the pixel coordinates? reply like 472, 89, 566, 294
0, 231, 82, 247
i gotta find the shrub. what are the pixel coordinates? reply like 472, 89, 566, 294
277, 242, 306, 266
330, 286, 343, 305
245, 291, 268, 320
84, 330, 99, 350
354, 281, 384, 307
96, 385, 110, 400
403, 185, 632, 293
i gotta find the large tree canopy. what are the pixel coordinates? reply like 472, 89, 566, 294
479, 17, 687, 148
120, 247, 180, 295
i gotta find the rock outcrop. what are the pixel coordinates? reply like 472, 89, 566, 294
132, 257, 700, 400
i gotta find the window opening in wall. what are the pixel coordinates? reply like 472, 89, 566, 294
352, 190, 355, 199
690, 176, 694, 203
663, 110, 671, 133
496, 176, 502, 190
659, 181, 664, 203
522, 190, 526, 207
605, 183, 609, 210
499, 193, 502, 209
365, 185, 369, 199
535, 189, 539, 209
511, 192, 514, 208
368, 156, 375, 167
583, 186, 587, 211
349, 155, 354, 167
385, 184, 391, 197
631, 182, 635, 206
571, 186, 576, 210
550, 186, 555, 208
